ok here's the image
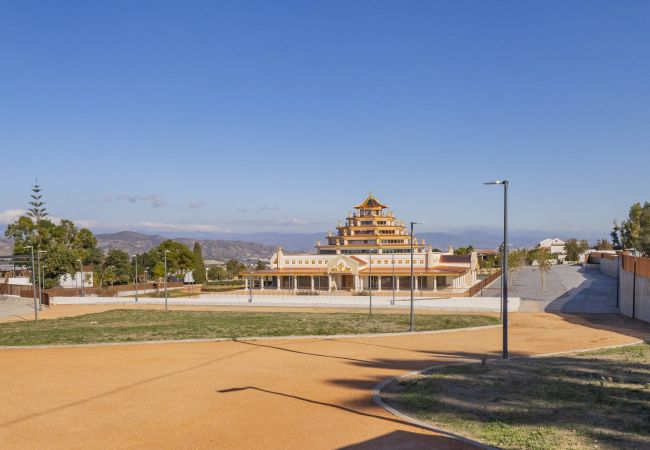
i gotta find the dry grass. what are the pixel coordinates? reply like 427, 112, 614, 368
385, 342, 650, 450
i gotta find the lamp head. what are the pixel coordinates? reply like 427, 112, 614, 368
484, 179, 508, 185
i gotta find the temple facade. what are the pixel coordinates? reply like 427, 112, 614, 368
243, 194, 478, 293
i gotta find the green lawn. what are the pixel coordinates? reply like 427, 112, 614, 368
386, 342, 650, 450
0, 309, 499, 346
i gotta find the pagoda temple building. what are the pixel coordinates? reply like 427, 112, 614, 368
242, 194, 478, 294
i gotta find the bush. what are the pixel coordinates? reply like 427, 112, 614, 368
295, 290, 319, 296
206, 279, 244, 286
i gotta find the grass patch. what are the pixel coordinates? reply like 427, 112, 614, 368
0, 309, 499, 346
388, 342, 650, 450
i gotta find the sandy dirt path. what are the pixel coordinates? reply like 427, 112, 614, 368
1, 313, 648, 449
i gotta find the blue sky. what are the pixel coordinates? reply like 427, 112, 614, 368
1, 1, 648, 236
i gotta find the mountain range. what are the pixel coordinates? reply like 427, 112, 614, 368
95, 231, 276, 262
2, 228, 607, 262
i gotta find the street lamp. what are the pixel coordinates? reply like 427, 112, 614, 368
132, 255, 138, 303
391, 253, 395, 306
409, 221, 424, 331
369, 249, 373, 315
484, 179, 509, 359
77, 258, 85, 297
164, 250, 171, 311
37, 250, 47, 310
25, 245, 38, 320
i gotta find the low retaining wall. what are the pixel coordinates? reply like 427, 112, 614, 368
620, 263, 650, 322
51, 295, 520, 312
604, 254, 650, 323
600, 257, 618, 277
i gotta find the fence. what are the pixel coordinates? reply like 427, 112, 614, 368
0, 283, 28, 297
468, 270, 502, 297
619, 254, 650, 322
45, 282, 184, 298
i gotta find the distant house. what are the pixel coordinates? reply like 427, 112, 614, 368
59, 265, 94, 288
538, 238, 566, 254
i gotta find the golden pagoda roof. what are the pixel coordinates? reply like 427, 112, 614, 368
354, 193, 388, 210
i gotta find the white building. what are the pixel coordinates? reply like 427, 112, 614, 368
59, 268, 94, 288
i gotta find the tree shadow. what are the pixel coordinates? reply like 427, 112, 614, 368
375, 351, 650, 448
216, 387, 479, 449
551, 313, 650, 342
338, 430, 478, 450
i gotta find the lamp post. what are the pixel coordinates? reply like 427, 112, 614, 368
391, 253, 395, 306
484, 179, 509, 359
248, 275, 253, 303
368, 249, 373, 315
132, 255, 139, 302
164, 250, 170, 311
41, 263, 47, 307
77, 258, 85, 297
26, 245, 38, 320
409, 221, 423, 331
37, 250, 46, 310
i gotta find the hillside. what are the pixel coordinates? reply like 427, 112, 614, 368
96, 231, 276, 262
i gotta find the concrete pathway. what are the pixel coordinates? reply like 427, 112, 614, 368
482, 265, 618, 313
0, 298, 36, 322
0, 312, 648, 449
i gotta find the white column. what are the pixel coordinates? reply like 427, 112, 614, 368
310, 276, 315, 290
395, 276, 400, 291
377, 276, 382, 291
328, 275, 333, 291
276, 276, 281, 290
414, 276, 419, 291
433, 276, 437, 291
259, 276, 264, 290
293, 276, 298, 291
244, 277, 249, 290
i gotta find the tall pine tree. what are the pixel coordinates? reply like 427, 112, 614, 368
27, 179, 48, 222
192, 242, 207, 284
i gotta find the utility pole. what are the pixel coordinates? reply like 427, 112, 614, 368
369, 249, 373, 315
133, 255, 139, 302
26, 245, 37, 320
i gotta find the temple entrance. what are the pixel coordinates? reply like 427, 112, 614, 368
339, 274, 354, 290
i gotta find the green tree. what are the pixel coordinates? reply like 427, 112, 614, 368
225, 259, 246, 278
534, 247, 553, 290
612, 202, 650, 256
255, 260, 268, 270
455, 245, 475, 255
4, 215, 102, 288
207, 266, 228, 281
103, 249, 131, 284
564, 238, 589, 261
594, 238, 613, 251
144, 240, 194, 279
192, 242, 207, 284
27, 180, 48, 222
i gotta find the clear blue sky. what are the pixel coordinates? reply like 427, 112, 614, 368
1, 1, 648, 236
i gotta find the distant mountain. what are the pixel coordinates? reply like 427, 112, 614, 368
196, 229, 603, 252
96, 231, 276, 262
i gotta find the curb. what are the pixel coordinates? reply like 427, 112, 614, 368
0, 324, 502, 350
372, 339, 647, 449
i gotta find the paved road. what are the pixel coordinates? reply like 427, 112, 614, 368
482, 265, 618, 313
0, 298, 37, 322
1, 312, 647, 449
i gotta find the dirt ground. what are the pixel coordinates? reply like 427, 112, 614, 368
1, 312, 648, 449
